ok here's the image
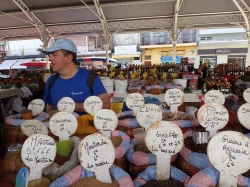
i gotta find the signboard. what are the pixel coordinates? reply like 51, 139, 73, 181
164, 89, 184, 113
21, 120, 48, 136
114, 45, 137, 54
204, 90, 225, 105
125, 93, 144, 114
21, 134, 56, 181
84, 96, 103, 116
94, 109, 118, 137
208, 131, 250, 187
49, 112, 78, 140
216, 48, 231, 54
145, 121, 183, 180
78, 133, 115, 183
27, 99, 45, 116
57, 97, 75, 113
136, 104, 162, 130
197, 103, 229, 137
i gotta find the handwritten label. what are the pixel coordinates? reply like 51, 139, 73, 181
57, 97, 75, 113
164, 89, 184, 113
78, 133, 115, 183
21, 134, 56, 181
237, 103, 250, 130
21, 120, 48, 136
126, 93, 144, 114
207, 131, 250, 187
94, 109, 118, 138
204, 90, 225, 104
136, 104, 162, 129
27, 99, 45, 116
243, 88, 250, 103
49, 112, 77, 140
84, 96, 103, 116
197, 103, 229, 137
145, 121, 183, 180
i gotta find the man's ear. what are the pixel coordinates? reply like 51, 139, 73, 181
67, 54, 73, 63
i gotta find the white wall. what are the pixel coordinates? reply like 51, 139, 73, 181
199, 28, 245, 35
217, 55, 228, 64
198, 40, 248, 49
5, 39, 43, 56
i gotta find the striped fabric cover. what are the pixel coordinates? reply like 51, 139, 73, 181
50, 164, 134, 187
117, 110, 199, 129
159, 82, 184, 90
125, 139, 177, 166
179, 145, 211, 170
112, 130, 130, 159
187, 166, 250, 187
4, 111, 79, 127
4, 112, 50, 126
133, 165, 190, 187
117, 111, 139, 128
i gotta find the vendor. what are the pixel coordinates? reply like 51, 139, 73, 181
42, 38, 110, 115
11, 78, 33, 113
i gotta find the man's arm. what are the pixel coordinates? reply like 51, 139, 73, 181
74, 93, 111, 112
98, 93, 111, 109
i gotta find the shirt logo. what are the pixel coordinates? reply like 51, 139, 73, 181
71, 92, 83, 95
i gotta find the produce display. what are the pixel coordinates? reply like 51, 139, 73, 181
2, 87, 250, 187
162, 112, 193, 121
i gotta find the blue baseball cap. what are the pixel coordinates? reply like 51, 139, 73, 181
42, 38, 77, 54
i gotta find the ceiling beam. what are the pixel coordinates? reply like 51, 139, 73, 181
11, 0, 51, 47
1, 0, 176, 15
0, 14, 245, 39
232, 0, 250, 36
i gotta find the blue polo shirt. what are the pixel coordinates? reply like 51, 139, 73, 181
43, 68, 107, 115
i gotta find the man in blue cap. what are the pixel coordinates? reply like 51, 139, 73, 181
42, 38, 110, 115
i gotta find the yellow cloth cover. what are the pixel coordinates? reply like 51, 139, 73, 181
75, 114, 97, 135
110, 102, 124, 114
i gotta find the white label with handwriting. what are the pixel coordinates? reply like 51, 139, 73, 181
126, 93, 144, 114
204, 90, 225, 105
84, 96, 103, 116
237, 103, 250, 130
164, 89, 184, 113
27, 99, 45, 116
145, 121, 183, 180
57, 97, 75, 113
49, 112, 77, 140
207, 131, 250, 187
136, 104, 162, 130
78, 133, 115, 183
21, 120, 48, 136
197, 103, 229, 137
243, 88, 250, 103
21, 134, 56, 182
94, 109, 117, 138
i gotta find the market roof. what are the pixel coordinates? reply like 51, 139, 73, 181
0, 0, 249, 41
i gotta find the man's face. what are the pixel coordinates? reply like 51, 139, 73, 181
49, 50, 71, 73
